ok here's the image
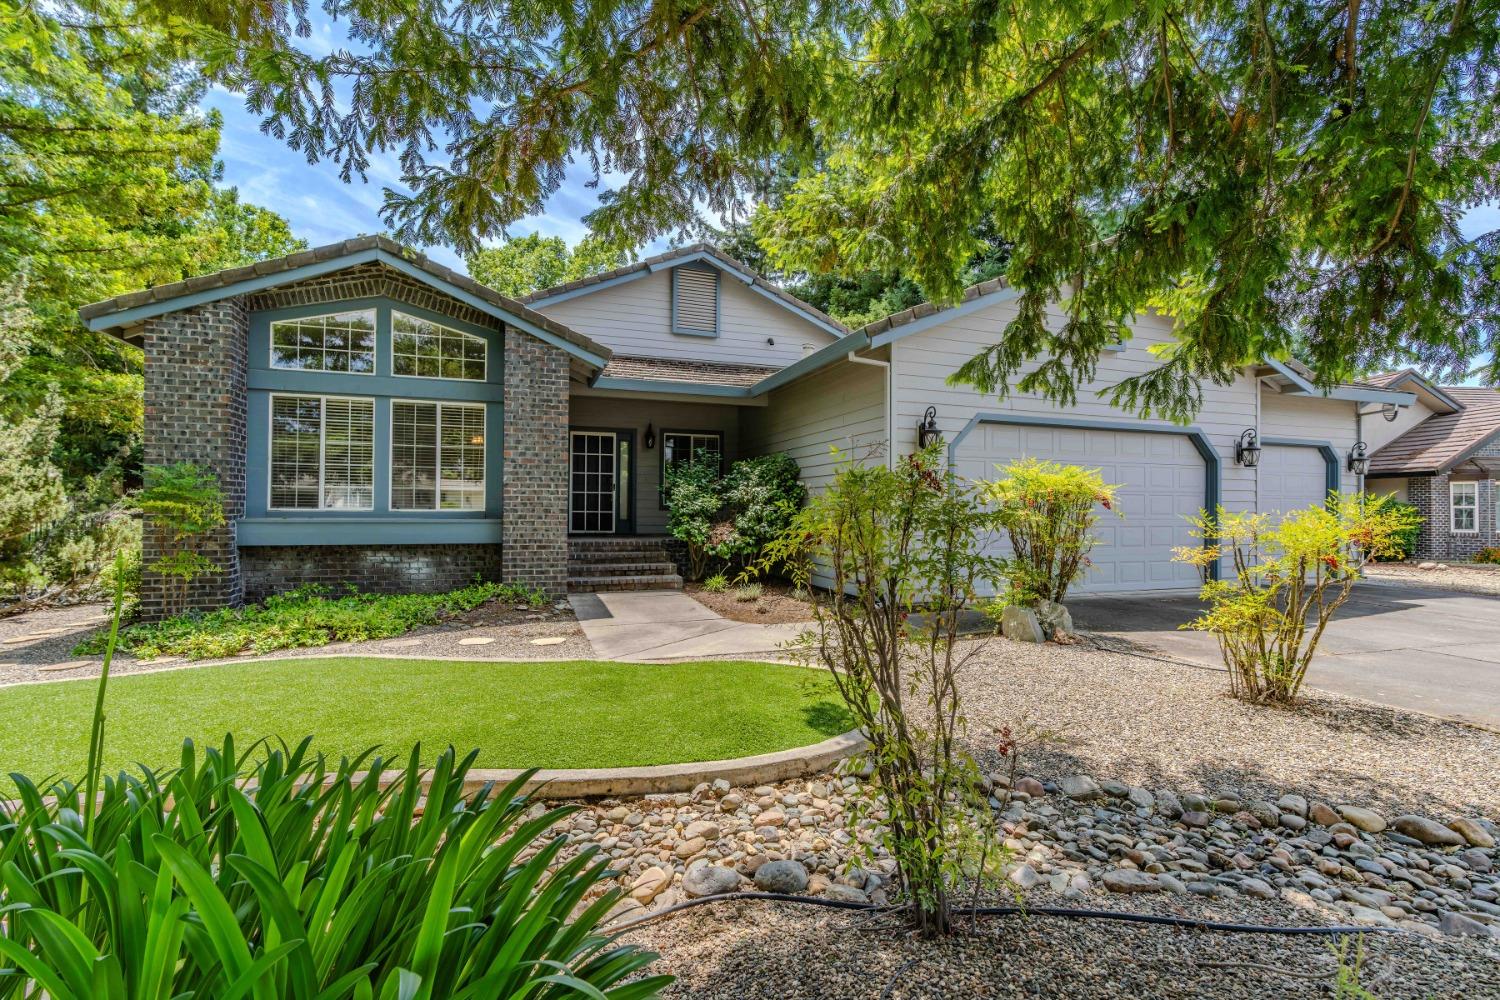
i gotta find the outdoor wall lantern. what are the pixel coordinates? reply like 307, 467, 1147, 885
1348, 441, 1371, 476
644, 424, 656, 450
917, 406, 944, 450
1235, 428, 1262, 468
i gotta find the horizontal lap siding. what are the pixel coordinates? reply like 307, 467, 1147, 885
740, 359, 885, 492
890, 301, 1260, 514
1259, 391, 1359, 494
536, 269, 838, 367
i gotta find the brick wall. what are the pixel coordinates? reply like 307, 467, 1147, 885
1408, 440, 1500, 561
502, 326, 570, 597
140, 299, 249, 619
241, 545, 504, 603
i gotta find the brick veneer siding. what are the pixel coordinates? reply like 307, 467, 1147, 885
241, 545, 504, 603
502, 326, 570, 597
140, 299, 249, 620
1407, 437, 1500, 560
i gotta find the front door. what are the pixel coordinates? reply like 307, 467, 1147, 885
569, 430, 633, 534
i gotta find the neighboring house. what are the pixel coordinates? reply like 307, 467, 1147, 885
80, 237, 1413, 618
1364, 370, 1500, 560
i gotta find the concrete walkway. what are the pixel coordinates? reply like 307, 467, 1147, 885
568, 590, 808, 661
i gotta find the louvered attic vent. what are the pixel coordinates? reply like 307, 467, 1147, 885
671, 264, 720, 336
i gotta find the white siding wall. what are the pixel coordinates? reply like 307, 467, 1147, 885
740, 358, 885, 492
536, 267, 839, 366
1258, 390, 1360, 494
1363, 397, 1434, 454
1366, 477, 1410, 503
888, 300, 1262, 514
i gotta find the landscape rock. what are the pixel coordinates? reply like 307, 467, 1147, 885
1308, 801, 1341, 827
1102, 870, 1161, 894
1276, 793, 1308, 817
682, 863, 742, 898
1014, 777, 1045, 798
1438, 911, 1497, 938
1338, 805, 1388, 833
1058, 775, 1103, 801
821, 883, 870, 904
1034, 600, 1073, 638
753, 860, 809, 894
629, 866, 671, 905
1448, 817, 1496, 848
1008, 863, 1042, 890
1391, 815, 1467, 847
1000, 605, 1045, 643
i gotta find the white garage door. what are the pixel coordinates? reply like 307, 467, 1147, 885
1260, 445, 1330, 518
954, 422, 1206, 594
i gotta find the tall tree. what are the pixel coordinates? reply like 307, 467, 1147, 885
180, 0, 1497, 417
466, 232, 629, 298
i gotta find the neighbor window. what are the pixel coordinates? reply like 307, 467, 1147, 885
661, 431, 722, 507
268, 394, 374, 510
392, 311, 487, 381
391, 401, 486, 510
671, 264, 719, 336
1451, 481, 1478, 532
270, 310, 376, 373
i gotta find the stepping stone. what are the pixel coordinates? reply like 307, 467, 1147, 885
39, 660, 91, 673
457, 636, 495, 646
530, 636, 568, 646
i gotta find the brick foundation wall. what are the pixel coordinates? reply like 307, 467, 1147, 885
140, 299, 248, 620
241, 545, 504, 603
502, 326, 570, 597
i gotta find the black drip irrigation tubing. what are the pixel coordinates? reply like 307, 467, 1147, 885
616, 891, 1402, 937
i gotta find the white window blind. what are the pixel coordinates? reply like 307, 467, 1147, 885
672, 265, 719, 336
392, 401, 485, 510
269, 395, 374, 510
270, 310, 376, 373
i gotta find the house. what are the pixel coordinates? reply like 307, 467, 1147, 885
80, 237, 1414, 619
1363, 370, 1500, 560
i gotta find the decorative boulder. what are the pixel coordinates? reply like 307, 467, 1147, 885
752, 860, 809, 894
1034, 599, 1074, 638
1000, 604, 1045, 643
682, 862, 742, 898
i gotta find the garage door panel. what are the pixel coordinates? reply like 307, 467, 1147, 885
1261, 445, 1330, 517
963, 423, 1206, 594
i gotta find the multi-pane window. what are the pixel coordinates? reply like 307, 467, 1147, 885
270, 310, 376, 373
1451, 481, 1478, 533
391, 401, 486, 510
392, 311, 487, 381
661, 431, 722, 507
269, 395, 374, 510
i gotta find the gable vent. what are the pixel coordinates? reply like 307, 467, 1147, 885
672, 265, 719, 336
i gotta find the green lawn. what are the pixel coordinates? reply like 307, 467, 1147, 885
0, 658, 851, 792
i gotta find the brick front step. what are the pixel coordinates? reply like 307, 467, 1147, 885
566, 561, 678, 577
567, 537, 682, 592
568, 574, 683, 593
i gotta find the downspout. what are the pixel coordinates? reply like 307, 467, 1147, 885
1355, 403, 1364, 493
846, 351, 894, 470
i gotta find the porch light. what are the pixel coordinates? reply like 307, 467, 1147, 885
1348, 441, 1371, 476
644, 423, 656, 450
1235, 428, 1261, 468
917, 406, 944, 450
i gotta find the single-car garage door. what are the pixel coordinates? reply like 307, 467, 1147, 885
1259, 444, 1331, 518
953, 421, 1207, 594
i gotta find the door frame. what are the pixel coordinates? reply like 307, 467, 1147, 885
568, 426, 637, 535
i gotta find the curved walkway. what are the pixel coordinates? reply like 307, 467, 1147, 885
569, 590, 809, 661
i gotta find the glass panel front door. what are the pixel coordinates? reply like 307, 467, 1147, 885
570, 431, 617, 533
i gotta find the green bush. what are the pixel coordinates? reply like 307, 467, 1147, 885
76, 579, 543, 660
1369, 496, 1421, 561
733, 582, 763, 602
702, 572, 729, 593
0, 740, 670, 999
1475, 547, 1500, 565
982, 458, 1121, 606
663, 452, 805, 580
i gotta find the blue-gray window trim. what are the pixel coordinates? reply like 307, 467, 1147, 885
1260, 437, 1340, 509
947, 412, 1221, 578
670, 263, 720, 337
244, 296, 504, 543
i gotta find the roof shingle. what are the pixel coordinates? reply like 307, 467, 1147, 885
598, 355, 779, 389
1370, 386, 1500, 475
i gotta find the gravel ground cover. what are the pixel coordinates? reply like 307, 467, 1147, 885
1365, 561, 1500, 596
0, 599, 593, 686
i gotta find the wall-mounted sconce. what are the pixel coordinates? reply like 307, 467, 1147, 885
917, 406, 944, 450
1235, 428, 1261, 468
644, 423, 656, 450
1348, 441, 1371, 476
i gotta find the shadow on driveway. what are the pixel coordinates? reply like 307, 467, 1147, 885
1068, 581, 1500, 729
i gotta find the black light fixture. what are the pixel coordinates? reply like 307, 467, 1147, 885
1348, 441, 1371, 476
1235, 428, 1261, 468
644, 423, 656, 450
917, 406, 944, 450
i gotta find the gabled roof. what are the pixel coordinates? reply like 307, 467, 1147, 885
522, 243, 850, 339
1370, 386, 1500, 476
1362, 368, 1465, 413
79, 236, 612, 368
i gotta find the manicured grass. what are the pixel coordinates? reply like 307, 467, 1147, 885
0, 658, 851, 792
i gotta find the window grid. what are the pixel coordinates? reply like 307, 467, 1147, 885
270, 310, 376, 374
1451, 481, 1478, 533
269, 395, 374, 511
391, 401, 486, 511
571, 432, 617, 533
661, 431, 723, 508
392, 311, 487, 381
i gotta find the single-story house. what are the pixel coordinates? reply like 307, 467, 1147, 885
80, 237, 1414, 619
1364, 369, 1500, 560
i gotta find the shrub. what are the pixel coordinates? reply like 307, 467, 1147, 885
981, 458, 1121, 605
1368, 496, 1421, 561
662, 451, 724, 579
663, 451, 805, 580
1174, 494, 1420, 705
766, 448, 1003, 937
1473, 547, 1500, 565
702, 572, 729, 593
136, 463, 226, 616
733, 582, 763, 602
76, 579, 543, 660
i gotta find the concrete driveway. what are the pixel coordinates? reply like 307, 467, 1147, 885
1069, 581, 1500, 729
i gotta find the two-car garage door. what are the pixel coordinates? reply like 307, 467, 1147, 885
953, 422, 1206, 594
1259, 444, 1332, 517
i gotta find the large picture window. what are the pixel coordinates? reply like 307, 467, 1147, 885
661, 430, 722, 507
270, 310, 376, 373
269, 395, 375, 510
391, 401, 486, 510
392, 311, 487, 381
1452, 481, 1478, 533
